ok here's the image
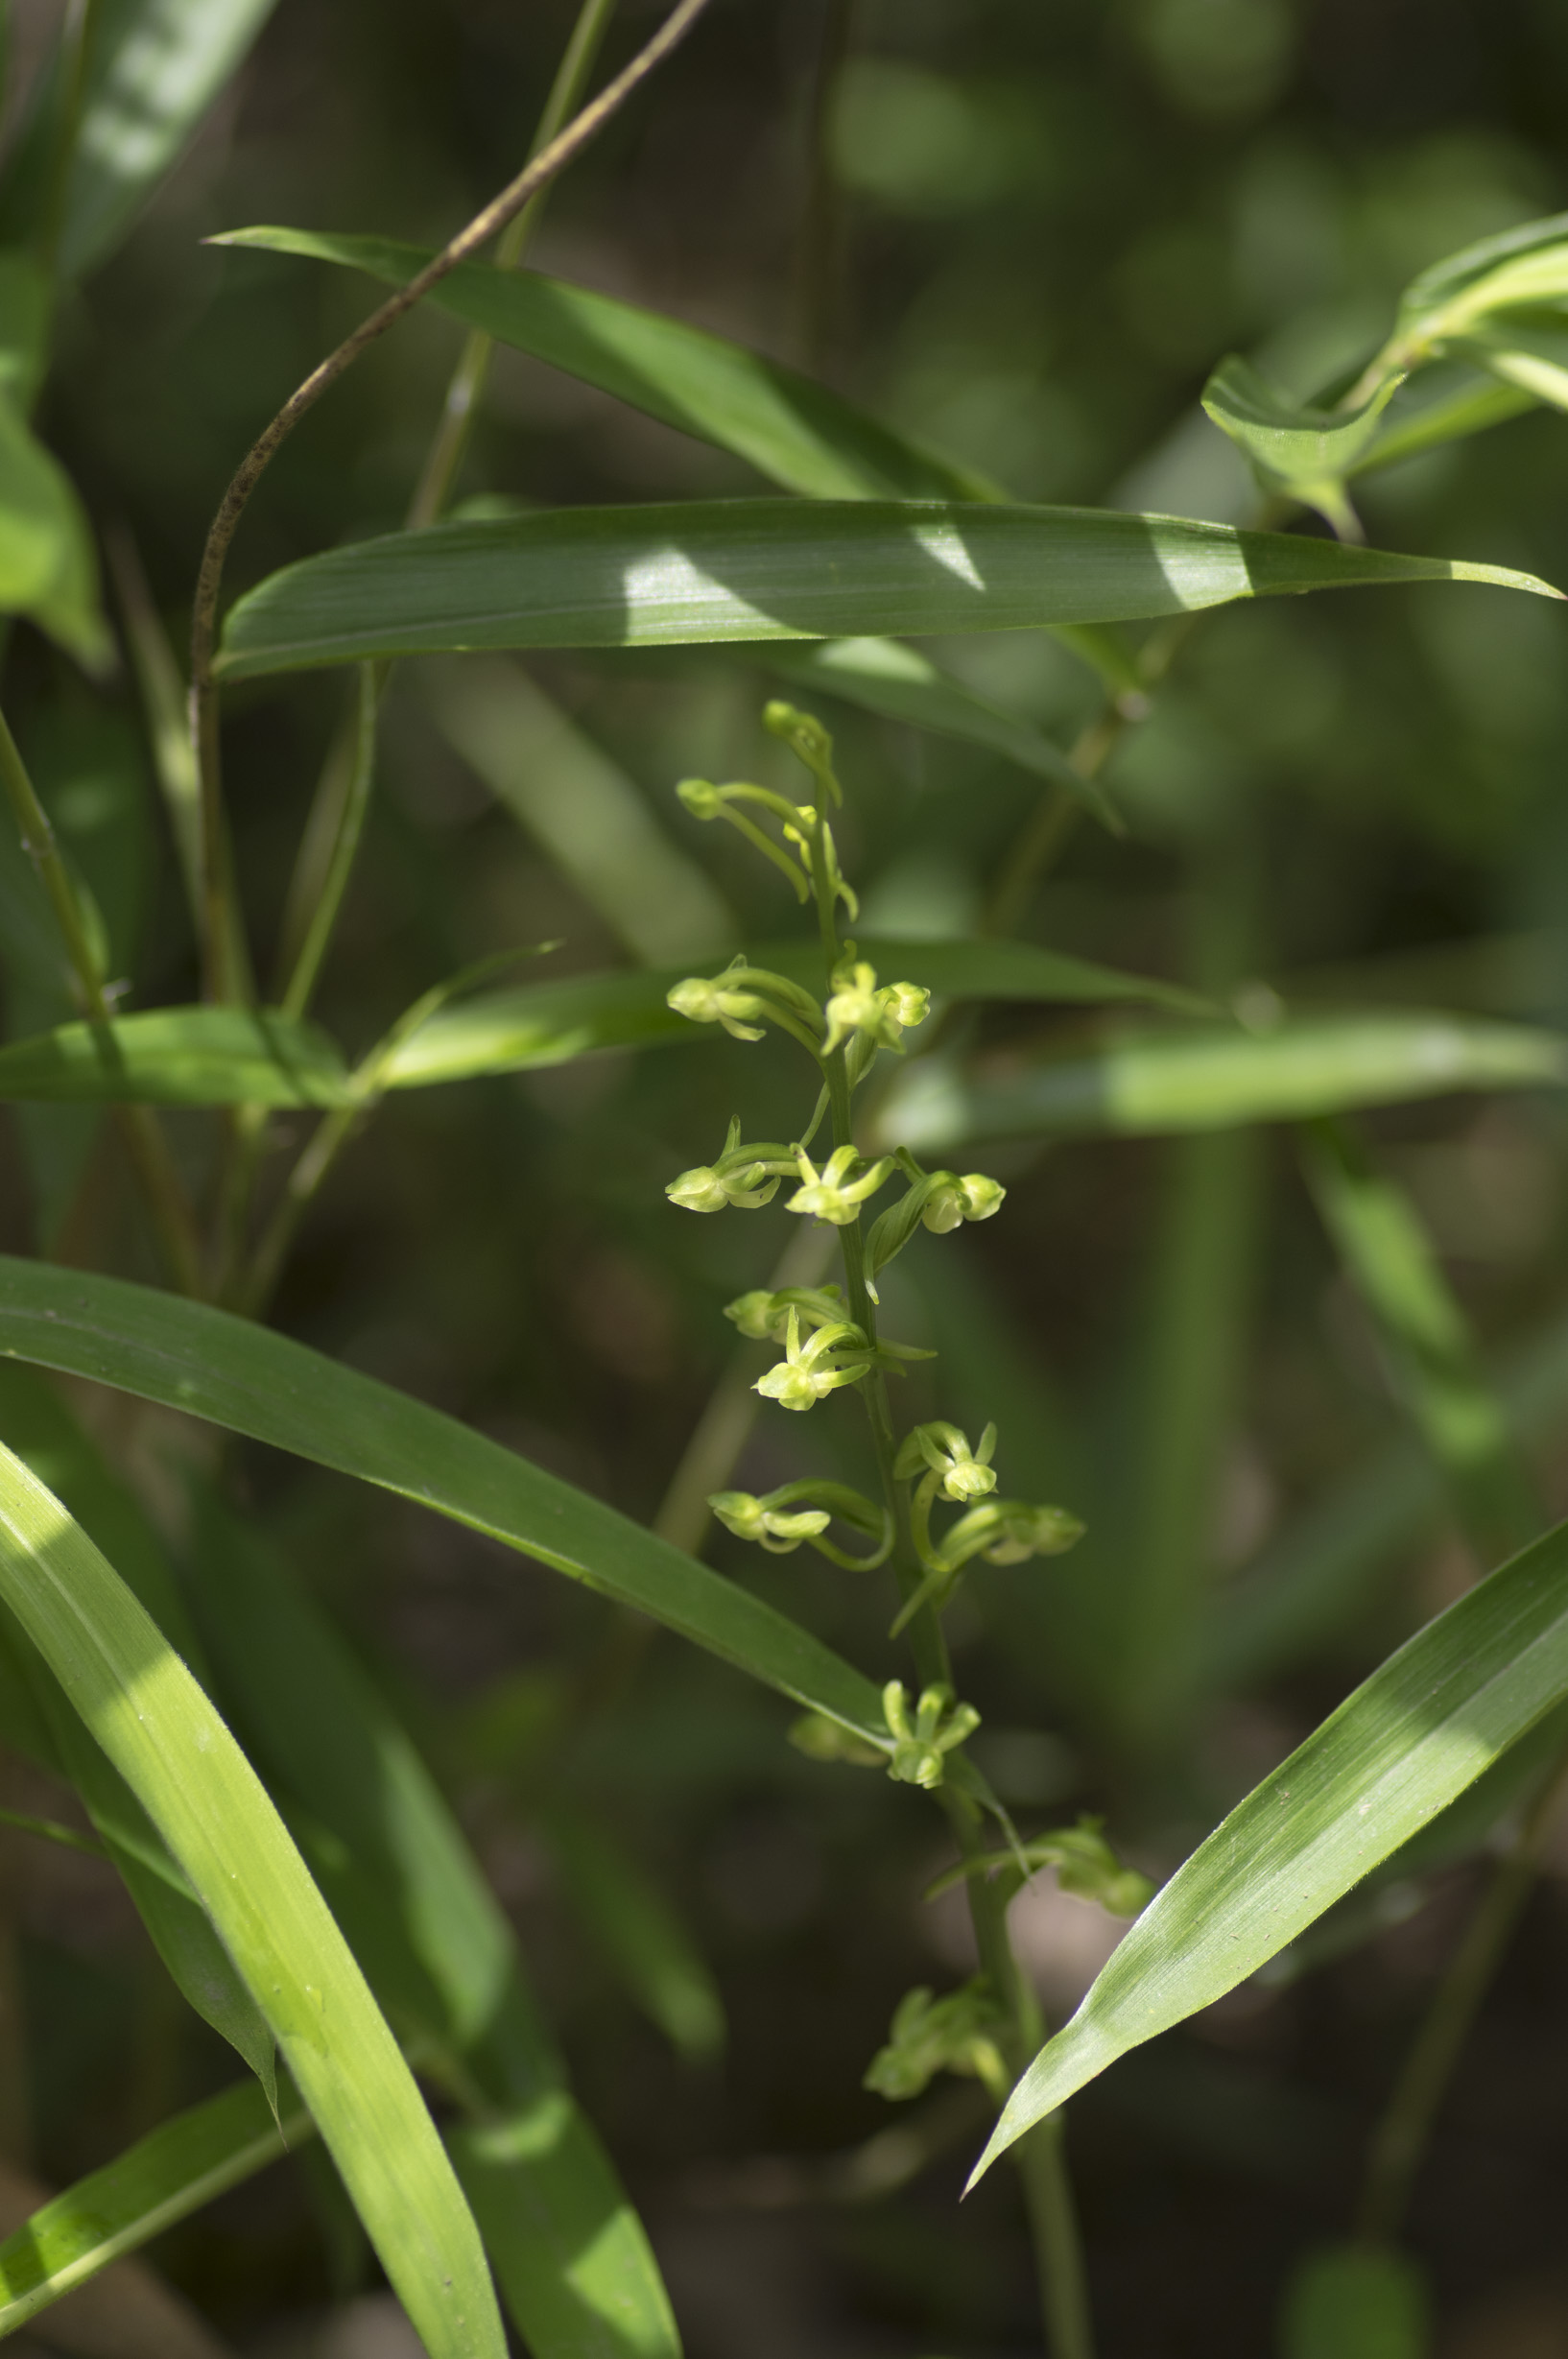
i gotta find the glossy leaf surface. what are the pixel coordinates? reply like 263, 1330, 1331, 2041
213, 502, 1560, 680
0, 1005, 353, 1107
0, 1440, 504, 2359
975, 1511, 1568, 2179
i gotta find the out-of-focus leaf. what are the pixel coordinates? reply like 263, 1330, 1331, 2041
544, 1805, 725, 2061
1201, 355, 1403, 530
0, 396, 109, 665
883, 1011, 1568, 1153
380, 935, 1209, 1089
759, 636, 1119, 826
0, 252, 48, 407
1279, 2245, 1431, 2359
971, 1511, 1568, 2179
419, 658, 735, 965
212, 227, 993, 504
450, 2096, 682, 2359
0, 1439, 504, 2359
0, 2077, 309, 2334
1350, 368, 1534, 477
0, 1259, 891, 1751
0, 0, 283, 278
0, 1005, 353, 1107
212, 502, 1561, 681
183, 1489, 682, 2359
1395, 210, 1568, 345
1301, 1120, 1541, 1562
1446, 311, 1568, 411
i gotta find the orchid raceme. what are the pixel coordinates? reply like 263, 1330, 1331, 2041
707, 1479, 893, 1566
820, 959, 932, 1056
865, 1164, 1009, 1279
666, 1117, 796, 1212
707, 1490, 831, 1551
786, 1142, 897, 1225
895, 1419, 1000, 1502
882, 1680, 982, 1791
666, 958, 824, 1049
753, 1306, 872, 1410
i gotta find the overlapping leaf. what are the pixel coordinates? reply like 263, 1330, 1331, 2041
972, 1510, 1568, 2180
212, 501, 1559, 680
0, 1005, 352, 1107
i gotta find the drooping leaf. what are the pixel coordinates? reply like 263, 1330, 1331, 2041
1394, 210, 1568, 346
0, 1257, 890, 1750
211, 227, 993, 504
212, 501, 1561, 681
1200, 354, 1404, 530
971, 1511, 1568, 2180
0, 1004, 353, 1107
0, 2077, 309, 2335
759, 636, 1119, 826
882, 1010, 1568, 1154
0, 0, 284, 279
0, 1439, 505, 2359
0, 395, 109, 664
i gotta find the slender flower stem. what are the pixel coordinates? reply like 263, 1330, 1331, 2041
0, 703, 203, 1295
406, 0, 623, 530
279, 666, 378, 1019
1358, 1749, 1568, 2244
187, 0, 717, 1003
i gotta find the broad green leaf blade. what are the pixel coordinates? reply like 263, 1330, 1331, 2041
451, 2097, 681, 2359
0, 0, 283, 279
0, 2077, 309, 2333
0, 1258, 889, 1749
0, 1005, 353, 1107
974, 1511, 1568, 2180
381, 936, 1209, 1088
759, 636, 1119, 826
882, 1011, 1568, 1153
213, 227, 992, 505
0, 396, 109, 665
1200, 355, 1403, 528
0, 1441, 505, 2359
184, 1491, 682, 2359
1300, 1120, 1540, 1561
544, 1805, 725, 2061
212, 502, 1561, 681
1447, 312, 1568, 411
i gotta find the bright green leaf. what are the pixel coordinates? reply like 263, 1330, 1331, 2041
880, 1010, 1568, 1153
0, 1004, 353, 1107
1396, 209, 1568, 345
1446, 310, 1568, 411
0, 1438, 505, 2359
212, 502, 1561, 681
971, 1510, 1568, 2180
0, 396, 109, 666
212, 227, 992, 505
1200, 354, 1404, 531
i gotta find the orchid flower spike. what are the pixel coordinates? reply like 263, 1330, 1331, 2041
786, 1143, 896, 1226
754, 1306, 869, 1412
881, 1680, 982, 1790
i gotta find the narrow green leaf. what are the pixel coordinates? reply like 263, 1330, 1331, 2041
212, 227, 991, 505
450, 2096, 682, 2359
882, 1010, 1568, 1154
0, 395, 109, 665
1280, 2246, 1431, 2359
971, 1512, 1568, 2180
544, 1805, 725, 2061
759, 636, 1119, 826
0, 1258, 889, 1750
1447, 311, 1568, 411
212, 502, 1561, 681
1200, 355, 1403, 529
1301, 1119, 1540, 1561
1349, 368, 1534, 478
0, 1004, 353, 1107
183, 1490, 682, 2359
0, 2077, 308, 2334
380, 936, 1209, 1089
0, 0, 283, 278
0, 1440, 505, 2359
1396, 210, 1568, 344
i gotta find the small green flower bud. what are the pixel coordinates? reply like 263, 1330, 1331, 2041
921, 1171, 1007, 1233
983, 1502, 1085, 1564
666, 975, 767, 1042
666, 1165, 730, 1213
676, 776, 725, 819
764, 700, 836, 776
880, 980, 931, 1030
725, 1289, 788, 1340
709, 1490, 832, 1551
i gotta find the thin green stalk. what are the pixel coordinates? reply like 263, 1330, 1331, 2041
239, 1101, 364, 1320
1357, 1750, 1568, 2244
36, 0, 99, 293
406, 0, 623, 530
279, 666, 378, 1019
0, 703, 203, 1296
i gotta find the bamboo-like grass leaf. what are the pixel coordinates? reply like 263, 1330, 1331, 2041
212, 502, 1560, 680
182, 1490, 681, 2359
1395, 210, 1568, 344
0, 1005, 353, 1107
0, 1439, 505, 2359
1200, 355, 1404, 530
0, 2077, 308, 2335
883, 1010, 1568, 1153
543, 1805, 725, 2061
0, 0, 284, 279
0, 1257, 889, 1748
212, 227, 993, 505
1446, 312, 1568, 411
1348, 368, 1535, 478
972, 1510, 1568, 2180
0, 395, 110, 665
758, 636, 1119, 825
